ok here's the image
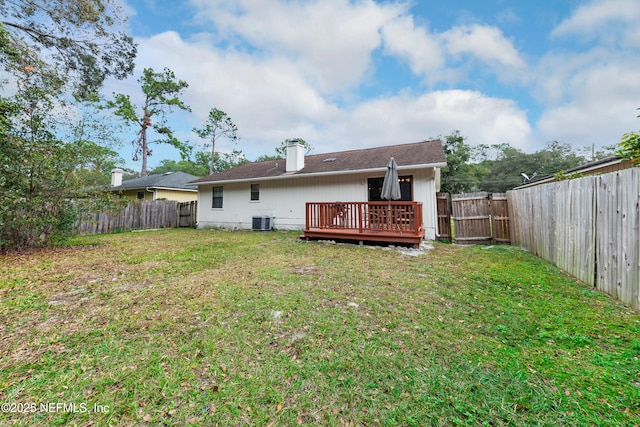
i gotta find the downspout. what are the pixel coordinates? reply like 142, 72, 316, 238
146, 187, 156, 200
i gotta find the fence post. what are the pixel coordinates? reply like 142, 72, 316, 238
436, 192, 451, 242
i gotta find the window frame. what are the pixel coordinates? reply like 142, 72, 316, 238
250, 183, 260, 201
212, 186, 223, 208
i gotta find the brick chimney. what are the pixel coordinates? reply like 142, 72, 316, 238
286, 141, 305, 172
111, 168, 124, 187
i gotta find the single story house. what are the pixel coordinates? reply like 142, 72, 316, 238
514, 156, 632, 189
109, 169, 199, 202
189, 140, 447, 240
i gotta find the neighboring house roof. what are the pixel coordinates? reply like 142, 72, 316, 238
190, 140, 447, 185
514, 156, 630, 189
110, 171, 199, 192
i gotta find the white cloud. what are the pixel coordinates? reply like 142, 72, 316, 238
552, 0, 640, 46
113, 0, 640, 172
121, 30, 534, 164
136, 31, 340, 123
339, 90, 533, 152
381, 15, 444, 76
533, 49, 607, 105
532, 0, 640, 150
537, 59, 640, 147
442, 24, 526, 72
381, 19, 526, 85
129, 31, 342, 157
189, 0, 405, 93
104, 18, 532, 166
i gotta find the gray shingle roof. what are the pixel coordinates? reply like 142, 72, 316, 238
190, 140, 446, 185
111, 171, 199, 191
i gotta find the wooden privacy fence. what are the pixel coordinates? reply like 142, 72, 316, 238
508, 167, 640, 311
436, 192, 510, 244
508, 180, 595, 285
76, 200, 197, 235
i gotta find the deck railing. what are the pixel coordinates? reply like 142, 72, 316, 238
305, 201, 423, 237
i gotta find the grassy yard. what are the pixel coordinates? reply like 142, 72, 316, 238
0, 229, 639, 426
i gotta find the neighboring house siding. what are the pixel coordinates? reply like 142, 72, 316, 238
119, 189, 154, 200
591, 161, 632, 175
154, 189, 198, 202
115, 189, 197, 202
109, 171, 201, 202
516, 158, 633, 189
197, 167, 440, 240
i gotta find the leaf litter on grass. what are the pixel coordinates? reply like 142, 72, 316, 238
0, 229, 639, 426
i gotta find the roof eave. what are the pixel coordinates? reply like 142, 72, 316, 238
109, 186, 197, 192
147, 186, 198, 192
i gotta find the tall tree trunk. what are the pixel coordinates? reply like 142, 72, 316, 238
141, 132, 148, 176
210, 137, 216, 175
140, 111, 151, 176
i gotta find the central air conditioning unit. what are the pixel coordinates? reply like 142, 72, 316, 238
252, 216, 273, 231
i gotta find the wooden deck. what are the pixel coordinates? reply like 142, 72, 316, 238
302, 201, 425, 247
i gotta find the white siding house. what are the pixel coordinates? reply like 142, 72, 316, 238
189, 140, 447, 240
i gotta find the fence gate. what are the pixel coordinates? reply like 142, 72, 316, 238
452, 192, 492, 244
436, 192, 452, 241
178, 201, 197, 228
448, 192, 510, 245
490, 194, 510, 243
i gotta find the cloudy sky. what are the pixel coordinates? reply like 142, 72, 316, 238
108, 0, 640, 170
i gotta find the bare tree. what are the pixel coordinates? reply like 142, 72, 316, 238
193, 108, 238, 175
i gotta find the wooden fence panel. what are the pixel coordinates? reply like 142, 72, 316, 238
596, 169, 640, 310
596, 173, 615, 299
507, 191, 522, 247
508, 180, 595, 286
75, 200, 181, 235
509, 168, 640, 311
436, 192, 451, 241
452, 192, 491, 244
536, 188, 552, 258
554, 179, 596, 285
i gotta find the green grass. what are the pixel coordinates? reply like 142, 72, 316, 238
0, 229, 639, 426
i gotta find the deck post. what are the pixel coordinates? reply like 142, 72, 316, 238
305, 202, 310, 230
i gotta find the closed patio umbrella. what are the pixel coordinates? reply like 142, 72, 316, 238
381, 157, 401, 200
